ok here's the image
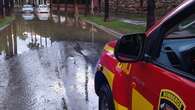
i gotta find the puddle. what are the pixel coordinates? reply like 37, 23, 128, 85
0, 12, 117, 110
0, 12, 115, 60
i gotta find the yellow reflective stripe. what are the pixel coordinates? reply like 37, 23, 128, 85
116, 62, 132, 75
132, 88, 153, 110
104, 45, 114, 54
114, 100, 128, 110
102, 66, 115, 90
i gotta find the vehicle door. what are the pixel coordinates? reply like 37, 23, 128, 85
129, 2, 195, 110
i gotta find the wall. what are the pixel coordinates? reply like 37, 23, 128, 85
102, 0, 183, 16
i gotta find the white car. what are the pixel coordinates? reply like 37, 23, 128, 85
22, 4, 34, 13
37, 5, 50, 13
22, 13, 35, 20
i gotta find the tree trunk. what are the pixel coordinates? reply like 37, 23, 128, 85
115, 0, 119, 15
98, 0, 101, 13
5, 0, 10, 16
146, 0, 156, 30
85, 0, 90, 16
104, 0, 109, 21
0, 0, 4, 18
64, 0, 67, 13
57, 0, 60, 12
50, 0, 52, 8
74, 0, 79, 17
140, 0, 143, 7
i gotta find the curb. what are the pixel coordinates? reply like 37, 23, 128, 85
83, 19, 123, 38
0, 24, 10, 31
0, 17, 15, 31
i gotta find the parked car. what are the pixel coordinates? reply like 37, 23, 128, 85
95, 0, 195, 110
22, 4, 34, 13
22, 13, 35, 21
36, 5, 50, 13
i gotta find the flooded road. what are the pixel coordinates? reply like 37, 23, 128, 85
0, 12, 116, 110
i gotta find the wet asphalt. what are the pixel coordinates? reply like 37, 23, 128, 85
0, 11, 116, 110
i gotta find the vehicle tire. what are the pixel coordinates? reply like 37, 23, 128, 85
99, 84, 115, 110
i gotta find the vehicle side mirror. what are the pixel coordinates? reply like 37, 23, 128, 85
114, 33, 145, 62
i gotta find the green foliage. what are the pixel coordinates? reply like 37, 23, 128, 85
81, 16, 145, 34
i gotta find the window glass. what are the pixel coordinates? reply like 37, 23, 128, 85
166, 14, 195, 39
156, 13, 195, 77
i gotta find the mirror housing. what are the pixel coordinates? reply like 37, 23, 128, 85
114, 33, 145, 62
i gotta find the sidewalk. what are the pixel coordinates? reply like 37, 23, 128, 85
112, 16, 146, 26
119, 18, 146, 26
81, 15, 145, 38
84, 19, 123, 38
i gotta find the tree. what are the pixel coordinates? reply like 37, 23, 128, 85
57, 0, 60, 12
0, 0, 4, 17
85, 0, 90, 16
104, 0, 109, 21
64, 0, 67, 13
140, 0, 143, 7
98, 0, 101, 13
4, 0, 10, 16
50, 0, 52, 8
146, 0, 156, 30
115, 0, 119, 15
74, 0, 79, 17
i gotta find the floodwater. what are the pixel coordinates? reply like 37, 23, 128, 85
0, 12, 116, 110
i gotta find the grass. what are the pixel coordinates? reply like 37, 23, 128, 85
80, 15, 145, 34
0, 16, 15, 28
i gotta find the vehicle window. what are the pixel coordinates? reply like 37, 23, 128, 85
166, 14, 195, 39
24, 5, 32, 8
156, 13, 195, 78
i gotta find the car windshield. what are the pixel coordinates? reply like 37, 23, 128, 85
39, 5, 47, 8
23, 5, 32, 8
166, 14, 195, 39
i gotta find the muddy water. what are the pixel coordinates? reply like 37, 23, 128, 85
0, 12, 116, 110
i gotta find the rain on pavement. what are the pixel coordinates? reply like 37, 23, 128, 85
0, 11, 116, 110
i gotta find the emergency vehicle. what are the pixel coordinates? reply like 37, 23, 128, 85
95, 0, 195, 110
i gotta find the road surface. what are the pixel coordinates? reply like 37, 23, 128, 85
0, 12, 116, 110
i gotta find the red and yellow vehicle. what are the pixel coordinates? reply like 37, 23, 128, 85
95, 0, 195, 110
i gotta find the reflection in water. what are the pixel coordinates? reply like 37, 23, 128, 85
0, 12, 116, 110
36, 13, 50, 21
0, 12, 113, 60
22, 13, 35, 21
0, 24, 17, 59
